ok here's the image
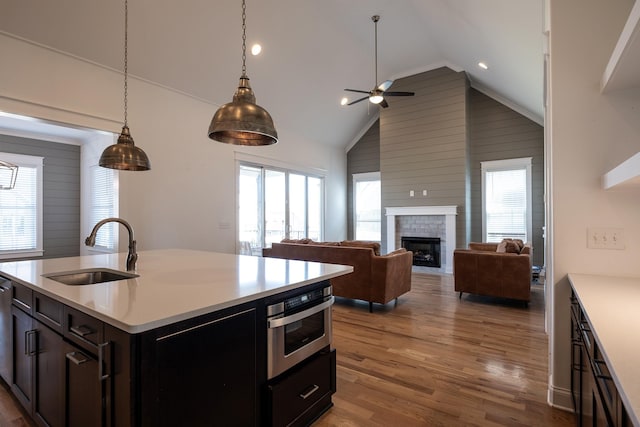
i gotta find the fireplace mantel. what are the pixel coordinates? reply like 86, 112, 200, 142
385, 205, 457, 274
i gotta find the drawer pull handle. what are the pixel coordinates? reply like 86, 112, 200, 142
66, 351, 89, 365
299, 384, 320, 400
70, 325, 94, 337
98, 341, 110, 381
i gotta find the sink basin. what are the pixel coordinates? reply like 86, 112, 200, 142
43, 268, 139, 286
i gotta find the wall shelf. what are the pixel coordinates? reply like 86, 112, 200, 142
603, 152, 640, 189
601, 0, 640, 93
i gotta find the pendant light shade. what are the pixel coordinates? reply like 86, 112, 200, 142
99, 125, 151, 170
0, 160, 18, 190
208, 0, 277, 146
100, 0, 151, 171
208, 76, 278, 145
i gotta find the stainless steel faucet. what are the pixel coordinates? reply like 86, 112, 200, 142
85, 218, 138, 271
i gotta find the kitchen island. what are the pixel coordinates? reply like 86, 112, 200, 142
568, 274, 640, 426
0, 249, 353, 426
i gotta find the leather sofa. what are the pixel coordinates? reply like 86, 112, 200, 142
453, 241, 532, 303
263, 240, 413, 312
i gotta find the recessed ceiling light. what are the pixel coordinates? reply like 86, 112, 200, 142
251, 44, 262, 56
340, 97, 349, 106
478, 62, 489, 70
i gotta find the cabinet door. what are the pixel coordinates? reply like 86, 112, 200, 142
11, 305, 34, 413
64, 341, 102, 427
33, 319, 64, 427
0, 277, 12, 382
140, 307, 257, 427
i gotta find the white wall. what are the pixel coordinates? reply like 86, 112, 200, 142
548, 0, 640, 408
0, 34, 347, 255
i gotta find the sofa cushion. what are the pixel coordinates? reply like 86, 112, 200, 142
497, 239, 520, 253
340, 240, 381, 256
281, 238, 312, 244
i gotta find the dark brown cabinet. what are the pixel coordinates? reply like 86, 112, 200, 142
0, 275, 12, 382
11, 303, 65, 427
139, 304, 259, 427
63, 340, 102, 427
570, 290, 631, 427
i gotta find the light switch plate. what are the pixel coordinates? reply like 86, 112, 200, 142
587, 227, 625, 250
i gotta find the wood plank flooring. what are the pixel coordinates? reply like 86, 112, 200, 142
315, 272, 574, 427
0, 272, 573, 426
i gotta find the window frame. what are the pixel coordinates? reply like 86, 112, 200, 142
481, 157, 532, 243
0, 152, 44, 259
352, 171, 381, 242
237, 161, 325, 254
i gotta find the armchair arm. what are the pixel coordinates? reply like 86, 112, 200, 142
370, 249, 413, 304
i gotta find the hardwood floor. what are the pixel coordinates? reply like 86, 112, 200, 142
0, 272, 573, 426
315, 272, 574, 427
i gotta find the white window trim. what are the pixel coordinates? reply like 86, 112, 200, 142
353, 171, 381, 242
0, 152, 44, 259
481, 157, 532, 243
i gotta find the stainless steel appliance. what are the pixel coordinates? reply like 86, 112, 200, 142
266, 284, 334, 379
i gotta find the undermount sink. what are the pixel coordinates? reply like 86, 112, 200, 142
43, 268, 139, 286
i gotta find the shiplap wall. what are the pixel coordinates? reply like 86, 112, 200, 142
468, 88, 544, 266
347, 67, 544, 264
346, 119, 380, 239
0, 134, 80, 259
379, 67, 469, 253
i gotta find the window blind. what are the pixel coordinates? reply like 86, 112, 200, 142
0, 165, 38, 252
90, 165, 116, 250
485, 168, 527, 242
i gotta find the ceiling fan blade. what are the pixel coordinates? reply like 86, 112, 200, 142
347, 96, 369, 106
344, 89, 372, 95
377, 80, 394, 91
383, 91, 415, 97
379, 99, 389, 108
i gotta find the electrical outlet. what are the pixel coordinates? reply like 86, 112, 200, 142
587, 227, 625, 250
409, 190, 414, 197
422, 190, 427, 196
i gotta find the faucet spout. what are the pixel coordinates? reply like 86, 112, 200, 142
85, 218, 138, 271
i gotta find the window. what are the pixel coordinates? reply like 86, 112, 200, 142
88, 165, 118, 251
481, 158, 532, 242
239, 163, 324, 255
353, 172, 381, 241
0, 152, 44, 259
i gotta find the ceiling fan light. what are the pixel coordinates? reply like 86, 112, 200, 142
369, 94, 384, 104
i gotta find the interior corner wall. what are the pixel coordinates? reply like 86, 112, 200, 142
379, 67, 468, 254
346, 120, 380, 240
548, 0, 640, 408
467, 88, 545, 267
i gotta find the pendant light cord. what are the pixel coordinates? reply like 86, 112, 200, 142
241, 0, 247, 77
374, 16, 378, 88
124, 0, 129, 127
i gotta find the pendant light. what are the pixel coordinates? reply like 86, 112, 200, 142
100, 0, 151, 171
208, 0, 278, 146
0, 160, 18, 190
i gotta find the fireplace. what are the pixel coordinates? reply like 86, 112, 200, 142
401, 237, 441, 268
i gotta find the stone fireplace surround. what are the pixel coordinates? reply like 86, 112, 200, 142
385, 206, 457, 274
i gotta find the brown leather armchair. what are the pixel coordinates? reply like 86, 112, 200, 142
453, 242, 532, 303
263, 241, 413, 312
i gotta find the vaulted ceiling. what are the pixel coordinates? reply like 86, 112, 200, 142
0, 0, 544, 148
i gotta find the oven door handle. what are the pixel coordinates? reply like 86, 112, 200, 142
268, 296, 334, 329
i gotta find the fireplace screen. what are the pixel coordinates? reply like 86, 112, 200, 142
401, 237, 441, 268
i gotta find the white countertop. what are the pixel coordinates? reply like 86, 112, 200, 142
0, 249, 353, 334
568, 273, 640, 426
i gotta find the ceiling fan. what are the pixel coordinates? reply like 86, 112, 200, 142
344, 15, 415, 108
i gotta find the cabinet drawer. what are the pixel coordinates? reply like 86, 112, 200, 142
64, 306, 104, 353
11, 282, 32, 314
34, 293, 63, 333
268, 349, 336, 427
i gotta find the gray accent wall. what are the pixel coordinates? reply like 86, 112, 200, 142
347, 67, 545, 266
346, 120, 380, 239
468, 88, 544, 266
380, 67, 469, 253
1, 134, 81, 259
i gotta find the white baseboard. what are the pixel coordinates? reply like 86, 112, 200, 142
548, 385, 574, 413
